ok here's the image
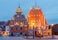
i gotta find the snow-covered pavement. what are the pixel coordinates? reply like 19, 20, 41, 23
0, 35, 58, 40
0, 37, 27, 40
27, 38, 58, 40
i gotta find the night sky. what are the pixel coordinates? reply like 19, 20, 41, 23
0, 0, 58, 25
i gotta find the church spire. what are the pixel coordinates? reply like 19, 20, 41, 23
16, 4, 22, 13
18, 4, 20, 8
33, 0, 40, 10
35, 0, 37, 7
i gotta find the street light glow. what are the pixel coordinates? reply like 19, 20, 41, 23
51, 24, 54, 26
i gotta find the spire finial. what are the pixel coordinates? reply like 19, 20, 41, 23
18, 3, 21, 8
35, 0, 37, 6
34, 0, 37, 7
16, 3, 22, 13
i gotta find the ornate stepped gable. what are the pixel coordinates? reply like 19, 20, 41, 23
27, 6, 48, 30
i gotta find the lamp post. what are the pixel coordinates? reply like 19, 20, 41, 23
32, 23, 35, 39
51, 24, 54, 39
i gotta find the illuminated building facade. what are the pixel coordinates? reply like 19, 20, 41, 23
27, 6, 48, 36
10, 6, 28, 36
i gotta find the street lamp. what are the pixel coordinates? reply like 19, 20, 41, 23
51, 24, 54, 38
51, 24, 54, 27
32, 23, 35, 39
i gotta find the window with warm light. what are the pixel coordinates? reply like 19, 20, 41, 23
20, 22, 24, 27
15, 22, 19, 25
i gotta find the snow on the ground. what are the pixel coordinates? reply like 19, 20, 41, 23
43, 36, 52, 39
0, 35, 58, 40
53, 35, 58, 38
0, 37, 27, 40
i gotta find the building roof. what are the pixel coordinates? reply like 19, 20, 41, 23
16, 6, 22, 13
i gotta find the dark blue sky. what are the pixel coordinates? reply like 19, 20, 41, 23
0, 0, 58, 25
